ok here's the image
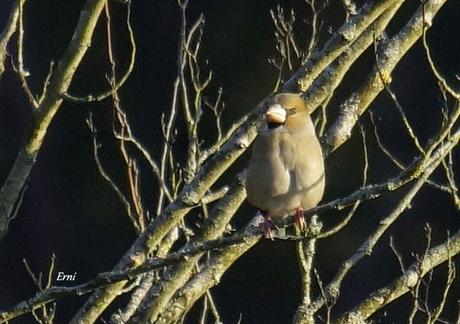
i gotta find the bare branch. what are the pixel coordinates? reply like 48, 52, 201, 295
373, 34, 425, 154
389, 236, 406, 273
324, 0, 448, 154
302, 1, 404, 120
22, 255, 57, 324
341, 0, 357, 22
62, 2, 136, 103
336, 230, 460, 323
0, 216, 260, 323
0, 0, 108, 240
86, 115, 139, 233
3, 1, 458, 323
153, 221, 261, 324
157, 77, 180, 215
293, 216, 322, 324
197, 111, 249, 166
422, 12, 460, 101
128, 175, 245, 323
302, 125, 460, 317
8, 0, 448, 321
0, 0, 24, 78
317, 124, 368, 239
283, 0, 401, 92
15, 0, 38, 108
5, 113, 458, 323
3, 119, 460, 322
428, 247, 456, 324
302, 0, 322, 64
442, 149, 460, 210
370, 111, 405, 169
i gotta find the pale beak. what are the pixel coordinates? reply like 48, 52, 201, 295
266, 104, 286, 124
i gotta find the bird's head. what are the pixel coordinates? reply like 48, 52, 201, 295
264, 93, 312, 133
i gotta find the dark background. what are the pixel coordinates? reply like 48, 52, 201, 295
1, 1, 460, 323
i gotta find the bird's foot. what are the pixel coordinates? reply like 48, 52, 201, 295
260, 212, 275, 240
295, 208, 306, 232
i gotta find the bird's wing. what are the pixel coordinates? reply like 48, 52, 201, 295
246, 133, 291, 201
279, 131, 325, 193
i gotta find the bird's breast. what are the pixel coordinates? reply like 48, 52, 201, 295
246, 129, 325, 218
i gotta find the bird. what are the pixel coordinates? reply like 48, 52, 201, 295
246, 93, 325, 239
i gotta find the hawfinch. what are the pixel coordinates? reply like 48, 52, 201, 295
246, 93, 325, 238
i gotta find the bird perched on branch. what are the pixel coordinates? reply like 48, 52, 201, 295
246, 93, 325, 239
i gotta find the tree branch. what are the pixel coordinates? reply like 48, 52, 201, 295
0, 0, 23, 78
303, 1, 404, 111
336, 228, 460, 323
62, 1, 135, 103
0, 0, 107, 240
282, 0, 400, 92
323, 0, 447, 154
69, 102, 260, 323
128, 175, 245, 323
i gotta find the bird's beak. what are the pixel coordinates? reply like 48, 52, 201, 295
266, 104, 286, 124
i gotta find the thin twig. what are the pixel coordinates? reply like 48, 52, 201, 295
302, 0, 322, 64
16, 0, 38, 108
105, 2, 146, 232
62, 2, 136, 103
3, 124, 460, 322
293, 216, 322, 324
317, 123, 368, 239
407, 280, 421, 324
389, 236, 406, 273
22, 255, 57, 324
442, 150, 460, 209
428, 236, 456, 324
373, 34, 425, 154
341, 0, 357, 22
86, 115, 139, 233
0, 0, 24, 77
336, 230, 460, 323
283, 0, 401, 92
369, 111, 405, 169
323, 0, 447, 154
422, 8, 460, 101
305, 126, 460, 317
157, 77, 180, 215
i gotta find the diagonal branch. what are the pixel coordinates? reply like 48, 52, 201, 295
2, 121, 460, 323
128, 175, 246, 323
302, 1, 404, 111
15, 0, 38, 108
0, 0, 24, 78
0, 217, 262, 323
282, 0, 400, 92
302, 126, 460, 318
69, 103, 261, 323
336, 228, 460, 323
0, 0, 107, 240
153, 221, 262, 324
62, 1, 135, 103
323, 0, 448, 154
65, 0, 449, 321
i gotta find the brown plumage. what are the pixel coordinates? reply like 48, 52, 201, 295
246, 93, 325, 236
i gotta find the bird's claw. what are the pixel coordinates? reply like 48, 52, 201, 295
260, 212, 275, 240
295, 208, 306, 232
